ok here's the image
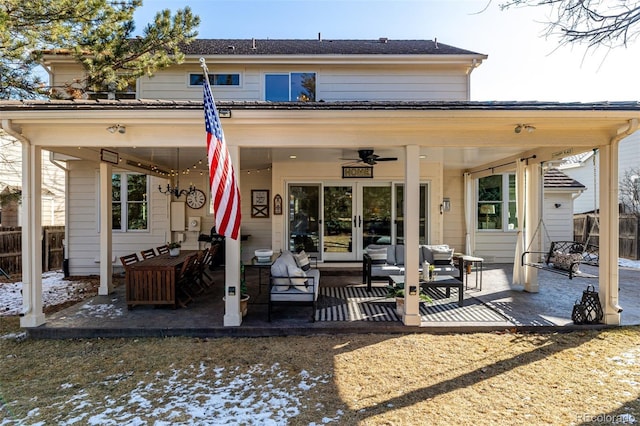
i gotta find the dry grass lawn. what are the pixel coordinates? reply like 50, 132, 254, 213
0, 314, 639, 425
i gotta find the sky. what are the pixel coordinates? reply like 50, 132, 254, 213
133, 0, 640, 102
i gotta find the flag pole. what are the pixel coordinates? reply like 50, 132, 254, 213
199, 57, 209, 79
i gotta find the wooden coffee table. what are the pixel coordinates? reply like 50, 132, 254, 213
388, 274, 464, 307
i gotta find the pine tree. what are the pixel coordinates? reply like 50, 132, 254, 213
0, 0, 199, 99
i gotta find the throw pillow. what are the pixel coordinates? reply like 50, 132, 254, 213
367, 247, 388, 265
294, 250, 311, 271
271, 257, 291, 291
432, 247, 454, 265
552, 252, 582, 273
287, 264, 309, 292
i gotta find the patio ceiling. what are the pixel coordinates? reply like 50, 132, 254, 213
3, 100, 640, 175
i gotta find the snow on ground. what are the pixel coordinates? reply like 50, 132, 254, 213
0, 362, 343, 425
0, 271, 96, 316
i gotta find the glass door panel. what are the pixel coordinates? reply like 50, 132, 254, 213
395, 183, 429, 245
288, 184, 320, 253
323, 185, 354, 260
362, 186, 392, 248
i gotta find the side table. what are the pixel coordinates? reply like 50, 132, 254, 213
461, 255, 484, 291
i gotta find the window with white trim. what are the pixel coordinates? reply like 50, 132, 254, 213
112, 173, 148, 231
477, 174, 517, 231
265, 72, 316, 101
189, 73, 240, 86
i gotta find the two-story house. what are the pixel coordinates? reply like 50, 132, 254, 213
1, 38, 638, 327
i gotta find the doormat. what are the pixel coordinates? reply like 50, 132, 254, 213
316, 285, 509, 323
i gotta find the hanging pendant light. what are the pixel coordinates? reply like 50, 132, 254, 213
158, 148, 196, 198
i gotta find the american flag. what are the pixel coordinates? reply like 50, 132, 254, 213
204, 75, 241, 240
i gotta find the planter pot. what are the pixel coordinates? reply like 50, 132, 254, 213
223, 294, 250, 317
169, 248, 180, 257
395, 297, 404, 316
240, 294, 250, 317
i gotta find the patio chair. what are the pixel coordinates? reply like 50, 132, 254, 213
140, 248, 157, 259
156, 245, 170, 255
119, 253, 139, 267
200, 244, 220, 286
175, 253, 198, 308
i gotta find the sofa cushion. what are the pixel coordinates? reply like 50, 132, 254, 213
552, 252, 582, 273
367, 247, 388, 265
423, 245, 452, 265
288, 264, 310, 291
293, 250, 311, 271
432, 247, 454, 265
394, 245, 404, 266
271, 256, 291, 291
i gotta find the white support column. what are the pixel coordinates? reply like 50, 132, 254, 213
599, 145, 622, 325
403, 145, 421, 326
523, 162, 540, 293
20, 143, 45, 327
224, 145, 242, 326
99, 162, 113, 295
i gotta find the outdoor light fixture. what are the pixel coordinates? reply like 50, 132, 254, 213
440, 198, 451, 214
514, 124, 536, 134
106, 124, 126, 134
158, 148, 197, 198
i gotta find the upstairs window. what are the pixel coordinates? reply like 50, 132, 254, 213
189, 73, 240, 86
477, 174, 517, 231
265, 72, 316, 101
112, 173, 148, 232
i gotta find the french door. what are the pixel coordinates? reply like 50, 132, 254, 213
288, 182, 429, 262
321, 183, 392, 261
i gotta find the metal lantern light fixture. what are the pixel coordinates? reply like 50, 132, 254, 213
158, 148, 197, 198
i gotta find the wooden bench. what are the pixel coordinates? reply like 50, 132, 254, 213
521, 240, 599, 279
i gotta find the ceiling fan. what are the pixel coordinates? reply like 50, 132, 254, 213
342, 149, 398, 165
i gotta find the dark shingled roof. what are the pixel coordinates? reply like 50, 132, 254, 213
2, 100, 640, 112
181, 39, 483, 56
544, 168, 586, 189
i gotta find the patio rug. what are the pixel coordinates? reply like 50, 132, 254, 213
316, 285, 509, 323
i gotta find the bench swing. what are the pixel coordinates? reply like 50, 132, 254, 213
521, 154, 600, 279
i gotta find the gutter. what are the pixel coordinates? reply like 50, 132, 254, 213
608, 118, 639, 314
0, 119, 32, 316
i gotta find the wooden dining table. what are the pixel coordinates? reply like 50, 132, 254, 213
125, 250, 198, 309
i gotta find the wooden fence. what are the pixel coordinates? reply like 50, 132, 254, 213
0, 226, 65, 275
574, 214, 639, 260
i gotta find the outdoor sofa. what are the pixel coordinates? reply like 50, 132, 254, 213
269, 250, 320, 321
363, 244, 463, 291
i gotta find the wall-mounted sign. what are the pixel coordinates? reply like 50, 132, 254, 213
342, 166, 373, 179
100, 149, 119, 165
551, 148, 573, 159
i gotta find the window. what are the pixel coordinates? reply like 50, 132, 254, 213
112, 173, 148, 231
189, 73, 240, 86
477, 174, 517, 231
265, 72, 316, 101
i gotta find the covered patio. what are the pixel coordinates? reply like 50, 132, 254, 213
3, 100, 640, 329
26, 262, 640, 339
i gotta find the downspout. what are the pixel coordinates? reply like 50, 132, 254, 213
607, 118, 639, 314
50, 152, 70, 277
0, 119, 32, 316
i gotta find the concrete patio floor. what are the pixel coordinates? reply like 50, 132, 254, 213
26, 263, 639, 339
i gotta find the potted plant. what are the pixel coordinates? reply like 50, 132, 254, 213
386, 283, 432, 316
167, 242, 181, 257
240, 280, 250, 317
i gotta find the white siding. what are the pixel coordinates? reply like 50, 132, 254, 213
139, 64, 470, 102
475, 192, 576, 263
0, 133, 65, 226
564, 133, 640, 214
67, 163, 170, 276
543, 193, 575, 244
239, 170, 273, 262
442, 170, 465, 252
